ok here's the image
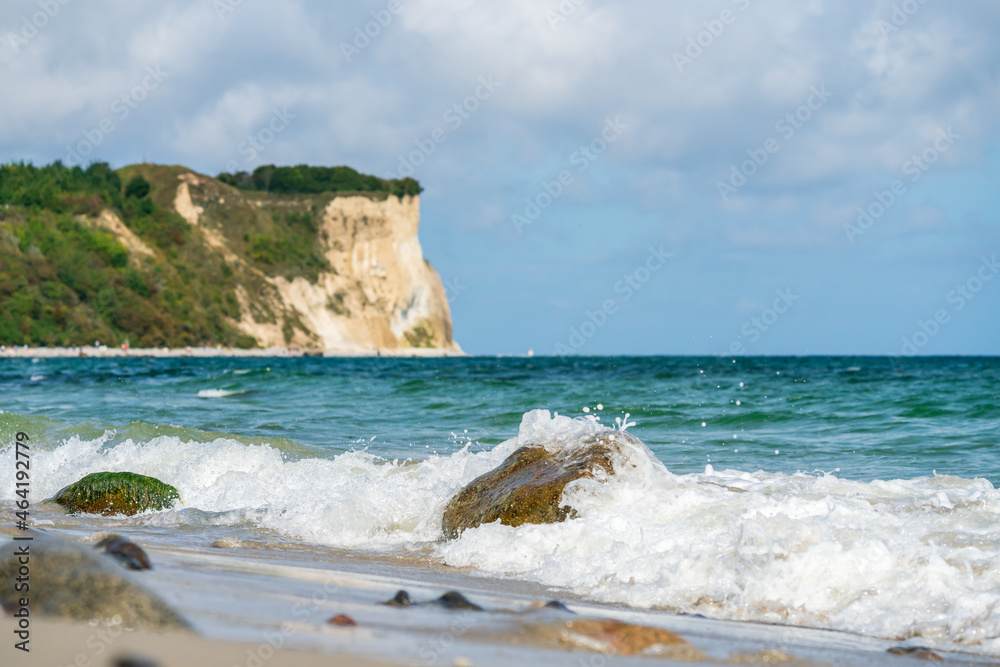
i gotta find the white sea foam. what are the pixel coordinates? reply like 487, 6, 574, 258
197, 389, 246, 398
2, 409, 999, 654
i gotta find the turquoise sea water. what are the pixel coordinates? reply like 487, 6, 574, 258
3, 355, 1000, 654
2, 355, 998, 484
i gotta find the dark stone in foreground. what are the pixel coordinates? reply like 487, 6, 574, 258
96, 534, 152, 570
53, 472, 180, 516
535, 600, 573, 613
380, 589, 482, 611
431, 591, 482, 611
0, 531, 189, 629
442, 436, 625, 538
382, 590, 413, 607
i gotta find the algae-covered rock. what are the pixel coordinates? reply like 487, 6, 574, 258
53, 472, 180, 516
441, 440, 617, 539
0, 532, 189, 629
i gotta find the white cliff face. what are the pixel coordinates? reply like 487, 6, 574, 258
170, 174, 460, 353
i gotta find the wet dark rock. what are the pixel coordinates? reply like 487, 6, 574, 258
328, 614, 357, 626
382, 590, 413, 607
0, 532, 189, 629
431, 591, 483, 611
442, 434, 629, 538
887, 647, 944, 661
53, 472, 180, 516
381, 589, 483, 611
526, 599, 575, 614
96, 534, 152, 570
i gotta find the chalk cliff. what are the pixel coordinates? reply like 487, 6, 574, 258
163, 169, 460, 353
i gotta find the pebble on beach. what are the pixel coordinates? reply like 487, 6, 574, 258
95, 534, 153, 570
431, 591, 483, 611
328, 614, 357, 627
382, 590, 413, 607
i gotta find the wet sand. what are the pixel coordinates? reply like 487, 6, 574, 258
5, 506, 997, 667
1, 617, 398, 667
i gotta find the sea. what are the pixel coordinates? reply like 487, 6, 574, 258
2, 355, 999, 659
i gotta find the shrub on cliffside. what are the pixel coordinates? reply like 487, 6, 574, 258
217, 164, 423, 198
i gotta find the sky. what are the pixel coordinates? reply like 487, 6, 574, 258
1, 0, 998, 356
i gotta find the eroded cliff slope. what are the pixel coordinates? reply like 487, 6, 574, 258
165, 169, 458, 352
0, 161, 460, 353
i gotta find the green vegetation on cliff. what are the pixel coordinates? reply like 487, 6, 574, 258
0, 161, 247, 347
218, 164, 422, 198
0, 160, 424, 348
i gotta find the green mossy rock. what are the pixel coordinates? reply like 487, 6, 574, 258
53, 472, 180, 516
441, 441, 617, 539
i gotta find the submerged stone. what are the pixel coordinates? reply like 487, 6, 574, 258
0, 532, 189, 629
441, 438, 620, 539
382, 590, 413, 607
53, 472, 180, 516
96, 534, 153, 570
431, 591, 483, 611
527, 599, 574, 614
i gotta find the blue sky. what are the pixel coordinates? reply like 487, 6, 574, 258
1, 0, 998, 355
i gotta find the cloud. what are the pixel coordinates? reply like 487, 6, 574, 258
1, 0, 998, 352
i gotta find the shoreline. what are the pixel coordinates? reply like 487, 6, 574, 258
0, 345, 465, 359
3, 521, 989, 667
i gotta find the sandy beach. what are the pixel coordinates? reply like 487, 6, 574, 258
5, 504, 997, 667
1, 618, 397, 667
